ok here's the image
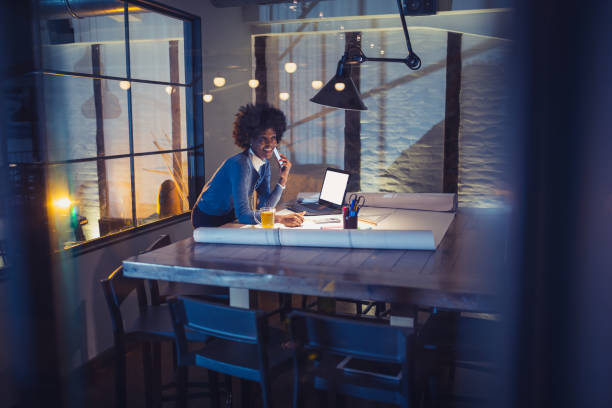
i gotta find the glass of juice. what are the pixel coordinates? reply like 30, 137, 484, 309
260, 207, 275, 228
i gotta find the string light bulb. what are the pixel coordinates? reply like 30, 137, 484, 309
203, 94, 213, 103
165, 86, 173, 95
248, 79, 259, 88
119, 81, 131, 90
334, 82, 346, 91
213, 76, 226, 87
284, 62, 297, 73
279, 92, 290, 101
311, 80, 323, 90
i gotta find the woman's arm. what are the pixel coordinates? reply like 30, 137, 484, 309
230, 159, 259, 224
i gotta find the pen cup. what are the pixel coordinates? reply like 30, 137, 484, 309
342, 206, 358, 229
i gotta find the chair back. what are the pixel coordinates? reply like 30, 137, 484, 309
170, 296, 262, 345
289, 310, 412, 363
142, 234, 171, 305
100, 234, 172, 336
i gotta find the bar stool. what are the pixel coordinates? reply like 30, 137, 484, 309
100, 234, 214, 408
169, 296, 294, 408
289, 310, 421, 408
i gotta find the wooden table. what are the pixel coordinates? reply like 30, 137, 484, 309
123, 208, 509, 318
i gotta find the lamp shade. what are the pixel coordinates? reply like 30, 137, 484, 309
310, 75, 367, 111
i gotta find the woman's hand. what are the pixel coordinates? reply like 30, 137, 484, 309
275, 212, 305, 227
278, 153, 292, 187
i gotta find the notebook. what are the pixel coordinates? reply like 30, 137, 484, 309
287, 168, 350, 216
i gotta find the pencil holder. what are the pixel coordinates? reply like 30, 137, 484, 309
343, 211, 358, 229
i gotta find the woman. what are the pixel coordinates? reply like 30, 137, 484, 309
192, 103, 304, 228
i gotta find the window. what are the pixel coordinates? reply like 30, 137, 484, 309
36, 2, 202, 248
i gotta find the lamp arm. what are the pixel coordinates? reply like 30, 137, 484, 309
396, 0, 414, 54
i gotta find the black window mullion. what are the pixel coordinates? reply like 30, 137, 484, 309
124, 2, 137, 228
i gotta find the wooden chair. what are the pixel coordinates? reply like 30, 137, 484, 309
289, 310, 419, 408
100, 234, 212, 408
169, 296, 293, 408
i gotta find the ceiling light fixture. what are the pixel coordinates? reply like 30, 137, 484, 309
310, 0, 423, 111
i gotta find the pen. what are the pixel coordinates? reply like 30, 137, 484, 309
358, 217, 377, 226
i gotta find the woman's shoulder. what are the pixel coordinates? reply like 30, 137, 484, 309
225, 151, 252, 171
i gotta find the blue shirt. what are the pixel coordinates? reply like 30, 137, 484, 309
195, 150, 283, 224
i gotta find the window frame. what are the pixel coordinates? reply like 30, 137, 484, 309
35, 0, 204, 251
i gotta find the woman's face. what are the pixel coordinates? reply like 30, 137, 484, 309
251, 128, 277, 160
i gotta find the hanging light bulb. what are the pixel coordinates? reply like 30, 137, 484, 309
213, 76, 226, 87
334, 82, 346, 91
203, 94, 213, 103
311, 80, 323, 90
248, 79, 260, 88
165, 86, 173, 95
284, 62, 297, 74
279, 92, 290, 101
119, 81, 131, 90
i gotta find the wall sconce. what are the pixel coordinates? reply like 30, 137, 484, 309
310, 0, 422, 111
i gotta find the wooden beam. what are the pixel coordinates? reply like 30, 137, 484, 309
344, 32, 361, 192
443, 32, 462, 194
91, 44, 109, 218
169, 40, 183, 211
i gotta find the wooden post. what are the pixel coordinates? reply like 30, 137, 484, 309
344, 32, 361, 192
443, 32, 462, 194
254, 36, 267, 104
169, 40, 183, 211
92, 44, 109, 218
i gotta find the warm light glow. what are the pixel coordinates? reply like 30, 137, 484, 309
248, 79, 260, 88
203, 94, 213, 103
284, 62, 297, 73
165, 86, 173, 95
53, 197, 72, 210
334, 82, 346, 91
213, 76, 226, 87
119, 81, 131, 90
279, 92, 290, 101
380, 50, 385, 55
311, 80, 323, 90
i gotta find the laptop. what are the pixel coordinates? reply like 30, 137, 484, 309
287, 168, 351, 216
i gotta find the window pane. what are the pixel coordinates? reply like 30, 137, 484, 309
43, 74, 131, 161
47, 158, 133, 249
129, 9, 187, 83
134, 153, 189, 226
41, 11, 127, 77
131, 82, 188, 153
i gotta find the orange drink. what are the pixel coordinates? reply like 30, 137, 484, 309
260, 207, 275, 228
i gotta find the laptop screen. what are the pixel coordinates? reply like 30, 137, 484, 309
319, 169, 350, 206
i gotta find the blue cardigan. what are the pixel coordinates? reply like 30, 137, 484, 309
194, 150, 283, 224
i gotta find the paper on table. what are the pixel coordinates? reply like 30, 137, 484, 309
194, 227, 436, 250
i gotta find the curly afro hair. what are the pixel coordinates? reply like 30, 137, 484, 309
232, 103, 287, 149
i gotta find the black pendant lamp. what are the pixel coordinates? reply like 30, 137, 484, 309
310, 55, 367, 111
311, 0, 423, 111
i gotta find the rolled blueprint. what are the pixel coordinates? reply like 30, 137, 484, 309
194, 227, 435, 250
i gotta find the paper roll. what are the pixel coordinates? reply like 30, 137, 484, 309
343, 192, 457, 212
194, 227, 435, 250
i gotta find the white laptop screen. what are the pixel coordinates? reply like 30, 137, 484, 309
319, 170, 350, 205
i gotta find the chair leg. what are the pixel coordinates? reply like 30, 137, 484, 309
224, 375, 233, 408
142, 341, 154, 408
209, 370, 220, 408
260, 379, 273, 408
152, 342, 162, 408
241, 379, 251, 408
114, 343, 127, 408
176, 365, 188, 408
